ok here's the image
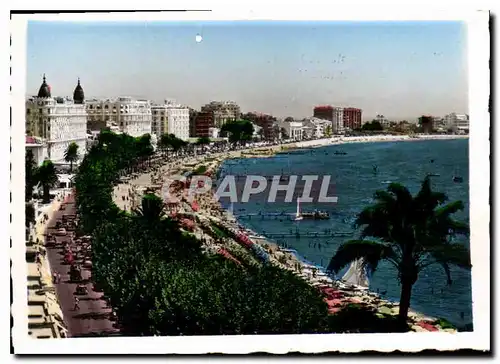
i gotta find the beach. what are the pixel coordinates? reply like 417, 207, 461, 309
110, 134, 468, 332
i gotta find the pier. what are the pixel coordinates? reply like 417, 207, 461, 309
235, 212, 298, 221
259, 230, 354, 239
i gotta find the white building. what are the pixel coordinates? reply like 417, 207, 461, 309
86, 97, 152, 137
25, 136, 49, 166
150, 100, 189, 140
332, 107, 345, 134
278, 120, 304, 140
444, 113, 469, 131
303, 117, 331, 139
26, 76, 87, 163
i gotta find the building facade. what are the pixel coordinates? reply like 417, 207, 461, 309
193, 111, 215, 138
201, 101, 241, 128
151, 104, 169, 137
331, 107, 345, 134
86, 97, 152, 137
242, 112, 277, 140
26, 76, 87, 163
314, 105, 345, 134
166, 105, 190, 140
343, 108, 362, 130
444, 113, 469, 131
151, 100, 190, 139
313, 105, 334, 121
25, 136, 49, 166
303, 117, 331, 139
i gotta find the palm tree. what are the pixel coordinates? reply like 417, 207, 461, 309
64, 142, 79, 172
327, 177, 470, 324
36, 160, 59, 203
133, 193, 166, 221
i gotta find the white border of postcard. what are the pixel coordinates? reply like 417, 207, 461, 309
9, 4, 490, 354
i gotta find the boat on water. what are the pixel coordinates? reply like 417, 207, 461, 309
341, 259, 370, 290
334, 151, 347, 155
301, 211, 330, 220
453, 167, 463, 183
427, 173, 440, 177
294, 199, 330, 220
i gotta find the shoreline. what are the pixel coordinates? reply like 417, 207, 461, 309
111, 135, 467, 332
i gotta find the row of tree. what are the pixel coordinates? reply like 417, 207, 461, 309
75, 131, 344, 335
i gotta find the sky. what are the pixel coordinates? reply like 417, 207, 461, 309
26, 20, 468, 121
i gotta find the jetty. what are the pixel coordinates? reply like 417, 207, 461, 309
259, 230, 354, 239
235, 212, 330, 221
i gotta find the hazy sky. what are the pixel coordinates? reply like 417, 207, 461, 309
26, 20, 468, 120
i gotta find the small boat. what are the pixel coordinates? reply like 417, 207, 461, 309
453, 167, 463, 183
427, 173, 440, 177
301, 211, 330, 220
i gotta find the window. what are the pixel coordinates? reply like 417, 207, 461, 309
160, 117, 164, 121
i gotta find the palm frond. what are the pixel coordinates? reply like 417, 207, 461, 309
387, 182, 413, 207
327, 240, 398, 274
419, 242, 471, 273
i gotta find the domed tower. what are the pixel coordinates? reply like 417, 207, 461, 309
37, 74, 51, 98
73, 78, 85, 104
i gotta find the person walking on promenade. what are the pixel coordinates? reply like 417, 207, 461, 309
73, 297, 80, 311
52, 272, 58, 284
57, 272, 61, 283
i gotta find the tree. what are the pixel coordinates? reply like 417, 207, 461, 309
36, 160, 59, 203
325, 125, 332, 137
327, 177, 470, 324
362, 121, 383, 131
64, 142, 79, 172
221, 120, 254, 144
25, 150, 37, 201
133, 193, 166, 222
196, 136, 211, 146
419, 115, 434, 134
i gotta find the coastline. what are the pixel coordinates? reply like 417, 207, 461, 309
110, 134, 467, 332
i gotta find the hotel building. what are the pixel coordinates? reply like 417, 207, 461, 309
26, 75, 87, 163
86, 97, 152, 137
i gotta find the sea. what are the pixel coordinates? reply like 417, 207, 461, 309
218, 138, 471, 326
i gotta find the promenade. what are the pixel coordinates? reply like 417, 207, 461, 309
45, 194, 119, 337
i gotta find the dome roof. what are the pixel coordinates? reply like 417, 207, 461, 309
37, 74, 51, 98
73, 78, 84, 104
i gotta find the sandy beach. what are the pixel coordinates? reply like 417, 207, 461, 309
109, 134, 467, 332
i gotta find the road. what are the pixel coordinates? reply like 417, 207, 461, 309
45, 193, 120, 337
